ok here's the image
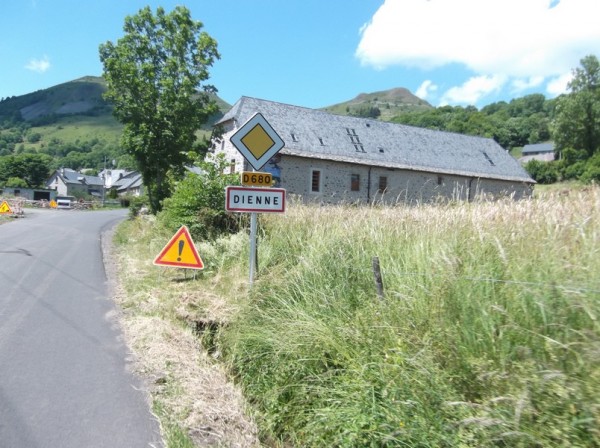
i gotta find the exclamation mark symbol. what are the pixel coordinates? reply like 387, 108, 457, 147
177, 240, 184, 262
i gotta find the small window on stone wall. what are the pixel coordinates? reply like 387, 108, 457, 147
311, 169, 321, 193
230, 159, 236, 174
437, 176, 443, 185
351, 174, 360, 191
378, 176, 387, 193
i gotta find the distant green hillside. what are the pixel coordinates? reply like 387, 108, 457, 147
0, 76, 111, 123
322, 87, 432, 121
0, 75, 231, 128
0, 76, 232, 171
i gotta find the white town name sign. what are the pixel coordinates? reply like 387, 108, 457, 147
225, 186, 285, 213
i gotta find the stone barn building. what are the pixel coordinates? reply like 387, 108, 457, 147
212, 97, 534, 204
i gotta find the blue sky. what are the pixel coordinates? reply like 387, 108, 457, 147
1, 0, 599, 109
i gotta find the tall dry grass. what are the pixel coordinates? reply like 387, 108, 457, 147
222, 187, 600, 447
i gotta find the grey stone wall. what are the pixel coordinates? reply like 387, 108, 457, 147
278, 155, 532, 204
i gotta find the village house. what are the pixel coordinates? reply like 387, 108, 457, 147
212, 97, 535, 204
45, 168, 144, 200
46, 168, 104, 199
115, 172, 144, 196
99, 169, 144, 197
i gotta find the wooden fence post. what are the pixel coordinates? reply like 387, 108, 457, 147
372, 256, 385, 300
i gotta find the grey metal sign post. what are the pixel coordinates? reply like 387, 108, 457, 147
227, 113, 286, 285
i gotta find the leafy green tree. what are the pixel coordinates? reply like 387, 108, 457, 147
553, 55, 600, 159
351, 105, 381, 118
506, 94, 546, 117
0, 153, 51, 187
99, 6, 220, 213
5, 177, 28, 188
108, 187, 119, 200
555, 147, 588, 180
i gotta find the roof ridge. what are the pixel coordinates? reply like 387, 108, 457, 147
232, 96, 497, 143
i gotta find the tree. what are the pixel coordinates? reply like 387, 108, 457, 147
5, 177, 28, 188
0, 153, 51, 187
553, 55, 600, 159
99, 6, 220, 213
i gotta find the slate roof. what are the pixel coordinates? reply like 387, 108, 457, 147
219, 97, 533, 183
116, 172, 143, 191
522, 142, 555, 154
99, 169, 132, 187
58, 168, 104, 186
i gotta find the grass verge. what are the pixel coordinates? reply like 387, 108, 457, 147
110, 216, 259, 447
112, 186, 600, 447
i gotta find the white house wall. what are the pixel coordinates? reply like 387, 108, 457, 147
47, 174, 69, 196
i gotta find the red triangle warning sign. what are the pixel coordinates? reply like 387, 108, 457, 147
153, 226, 204, 269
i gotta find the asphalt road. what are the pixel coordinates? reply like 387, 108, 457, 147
0, 208, 162, 448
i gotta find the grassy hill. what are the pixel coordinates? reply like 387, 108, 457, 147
0, 76, 232, 169
0, 76, 111, 123
322, 87, 432, 121
0, 75, 231, 126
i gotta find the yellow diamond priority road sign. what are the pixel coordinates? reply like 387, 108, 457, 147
230, 113, 285, 171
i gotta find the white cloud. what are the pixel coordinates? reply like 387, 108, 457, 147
356, 0, 600, 103
511, 77, 545, 93
415, 80, 437, 100
440, 75, 506, 105
546, 72, 573, 97
25, 55, 50, 73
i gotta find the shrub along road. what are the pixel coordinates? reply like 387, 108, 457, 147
0, 208, 162, 447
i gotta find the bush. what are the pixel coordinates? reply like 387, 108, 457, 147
27, 132, 42, 143
125, 195, 149, 218
158, 155, 241, 241
524, 159, 559, 183
580, 153, 600, 183
559, 160, 587, 180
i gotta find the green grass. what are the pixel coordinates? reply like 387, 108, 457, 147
220, 188, 600, 447
30, 115, 122, 146
153, 401, 196, 448
533, 181, 592, 195
114, 187, 600, 447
